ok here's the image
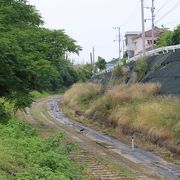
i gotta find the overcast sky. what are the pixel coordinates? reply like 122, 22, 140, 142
28, 0, 180, 64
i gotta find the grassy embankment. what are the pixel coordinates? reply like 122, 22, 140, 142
63, 83, 180, 155
0, 95, 86, 179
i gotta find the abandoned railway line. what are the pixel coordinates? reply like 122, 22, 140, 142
21, 96, 180, 180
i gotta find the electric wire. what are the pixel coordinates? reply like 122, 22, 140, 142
120, 1, 140, 27
155, 2, 180, 23
155, 0, 172, 15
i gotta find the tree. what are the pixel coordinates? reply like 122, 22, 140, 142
0, 0, 43, 27
157, 25, 180, 47
171, 25, 180, 45
76, 64, 93, 82
96, 56, 106, 71
156, 30, 173, 47
0, 0, 81, 111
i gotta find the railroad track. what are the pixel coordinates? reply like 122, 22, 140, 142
22, 96, 180, 180
70, 150, 135, 180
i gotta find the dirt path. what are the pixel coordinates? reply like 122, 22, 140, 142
20, 95, 180, 180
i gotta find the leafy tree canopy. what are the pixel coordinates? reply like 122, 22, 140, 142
76, 64, 93, 82
171, 26, 180, 45
157, 30, 173, 47
96, 56, 106, 70
157, 25, 180, 47
0, 0, 81, 111
0, 0, 43, 27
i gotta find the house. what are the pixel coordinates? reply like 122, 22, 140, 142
134, 27, 162, 55
125, 31, 140, 58
125, 27, 163, 57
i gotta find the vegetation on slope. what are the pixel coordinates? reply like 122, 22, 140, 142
0, 1, 94, 178
0, 118, 84, 179
157, 25, 180, 47
0, 0, 89, 113
63, 83, 180, 154
0, 0, 94, 121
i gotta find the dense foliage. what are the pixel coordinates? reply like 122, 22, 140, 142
0, 0, 81, 111
157, 26, 180, 47
76, 64, 93, 82
0, 118, 85, 179
96, 56, 106, 71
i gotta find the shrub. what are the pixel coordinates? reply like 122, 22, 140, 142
64, 82, 180, 152
106, 83, 160, 103
112, 64, 123, 78
134, 58, 148, 80
0, 102, 10, 123
0, 118, 85, 179
64, 83, 102, 109
110, 65, 130, 85
86, 83, 160, 126
135, 97, 180, 137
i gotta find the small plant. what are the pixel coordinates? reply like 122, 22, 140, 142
112, 64, 123, 79
134, 58, 148, 81
0, 102, 9, 123
111, 64, 129, 85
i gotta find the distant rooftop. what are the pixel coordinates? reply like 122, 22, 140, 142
125, 31, 141, 36
106, 58, 119, 65
136, 27, 164, 38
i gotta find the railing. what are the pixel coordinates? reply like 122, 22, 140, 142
127, 44, 180, 62
93, 44, 180, 76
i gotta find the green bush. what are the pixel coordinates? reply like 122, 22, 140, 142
112, 64, 123, 78
0, 118, 85, 179
135, 59, 148, 73
134, 58, 148, 80
0, 102, 9, 123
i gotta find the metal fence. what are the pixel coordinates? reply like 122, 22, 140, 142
93, 44, 180, 76
127, 44, 180, 63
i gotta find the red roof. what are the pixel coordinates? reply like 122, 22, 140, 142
136, 27, 163, 38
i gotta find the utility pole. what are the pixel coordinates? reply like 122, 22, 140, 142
113, 27, 121, 60
92, 46, 95, 65
141, 0, 146, 57
151, 0, 155, 49
92, 46, 95, 73
122, 39, 125, 58
90, 52, 93, 66
118, 27, 121, 60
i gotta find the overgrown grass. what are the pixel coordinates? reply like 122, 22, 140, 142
64, 83, 102, 110
64, 83, 180, 153
0, 118, 85, 179
30, 91, 51, 99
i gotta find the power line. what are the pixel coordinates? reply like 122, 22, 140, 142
155, 0, 172, 15
155, 2, 180, 23
120, 2, 139, 27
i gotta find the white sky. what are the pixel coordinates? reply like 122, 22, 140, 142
28, 0, 180, 64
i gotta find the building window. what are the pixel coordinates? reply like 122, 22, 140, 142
147, 40, 157, 45
147, 40, 152, 45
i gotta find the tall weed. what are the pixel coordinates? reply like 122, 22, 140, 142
64, 82, 180, 150
64, 83, 102, 110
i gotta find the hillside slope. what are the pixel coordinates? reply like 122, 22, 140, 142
92, 51, 180, 95
142, 51, 180, 94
